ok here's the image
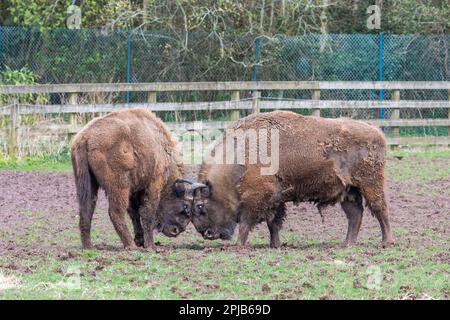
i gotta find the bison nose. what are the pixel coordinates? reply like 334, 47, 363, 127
170, 226, 180, 236
204, 229, 214, 239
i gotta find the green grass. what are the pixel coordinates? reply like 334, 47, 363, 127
1, 240, 448, 299
387, 148, 450, 183
0, 149, 72, 172
388, 148, 450, 159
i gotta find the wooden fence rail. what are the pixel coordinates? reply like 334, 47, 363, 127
1, 81, 450, 94
1, 81, 450, 157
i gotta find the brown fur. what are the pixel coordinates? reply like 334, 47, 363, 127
71, 108, 191, 250
192, 110, 394, 248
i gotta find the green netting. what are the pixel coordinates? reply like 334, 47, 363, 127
0, 27, 449, 136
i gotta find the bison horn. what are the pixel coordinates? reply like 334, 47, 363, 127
175, 178, 196, 185
190, 182, 207, 191
173, 178, 195, 198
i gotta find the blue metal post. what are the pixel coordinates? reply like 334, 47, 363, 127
378, 32, 383, 123
125, 31, 132, 103
252, 37, 261, 81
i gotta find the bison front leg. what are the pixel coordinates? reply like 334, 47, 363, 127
139, 189, 162, 250
237, 210, 259, 247
108, 188, 136, 250
237, 222, 251, 247
128, 196, 145, 247
341, 187, 363, 246
267, 220, 281, 248
139, 203, 157, 251
267, 204, 286, 248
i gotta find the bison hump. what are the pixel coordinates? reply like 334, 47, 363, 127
86, 118, 137, 171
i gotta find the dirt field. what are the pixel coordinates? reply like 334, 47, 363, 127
0, 151, 449, 299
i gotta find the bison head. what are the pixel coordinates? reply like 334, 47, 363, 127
190, 180, 237, 241
156, 179, 206, 237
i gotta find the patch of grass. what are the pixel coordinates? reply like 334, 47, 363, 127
0, 149, 72, 172
387, 158, 450, 183
0, 242, 447, 299
387, 148, 450, 183
388, 148, 450, 159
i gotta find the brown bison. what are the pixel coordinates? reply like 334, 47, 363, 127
191, 110, 394, 248
71, 108, 204, 250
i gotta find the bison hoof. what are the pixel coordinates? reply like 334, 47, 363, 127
382, 239, 395, 248
235, 244, 249, 250
143, 245, 164, 253
124, 243, 138, 251
270, 242, 281, 249
82, 243, 93, 250
343, 240, 356, 247
134, 237, 145, 247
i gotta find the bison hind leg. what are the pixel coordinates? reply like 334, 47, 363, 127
341, 186, 363, 246
79, 174, 99, 249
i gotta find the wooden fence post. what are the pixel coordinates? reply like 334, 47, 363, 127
391, 90, 400, 138
230, 90, 240, 120
68, 93, 78, 125
148, 91, 157, 103
68, 93, 78, 142
312, 90, 320, 117
252, 91, 261, 114
8, 97, 19, 158
448, 89, 450, 142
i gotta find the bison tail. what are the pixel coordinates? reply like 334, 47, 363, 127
71, 141, 96, 208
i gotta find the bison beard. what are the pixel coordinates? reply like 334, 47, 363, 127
191, 110, 395, 248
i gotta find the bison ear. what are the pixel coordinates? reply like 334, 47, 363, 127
201, 180, 212, 198
173, 181, 186, 198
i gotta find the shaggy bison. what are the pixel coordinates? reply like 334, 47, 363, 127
191, 110, 394, 248
71, 108, 203, 250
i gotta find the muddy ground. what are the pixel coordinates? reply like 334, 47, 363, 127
0, 155, 449, 299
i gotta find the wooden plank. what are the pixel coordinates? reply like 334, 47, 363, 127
2, 100, 450, 116
259, 100, 450, 110
312, 90, 320, 116
167, 121, 231, 132
252, 91, 261, 114
1, 81, 450, 94
148, 91, 157, 103
20, 118, 450, 138
68, 93, 78, 126
367, 119, 450, 127
230, 91, 240, 120
391, 90, 401, 137
0, 101, 253, 115
8, 98, 19, 158
9, 123, 450, 147
20, 122, 230, 136
172, 119, 449, 129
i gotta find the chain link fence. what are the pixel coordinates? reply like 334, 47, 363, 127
0, 27, 449, 146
